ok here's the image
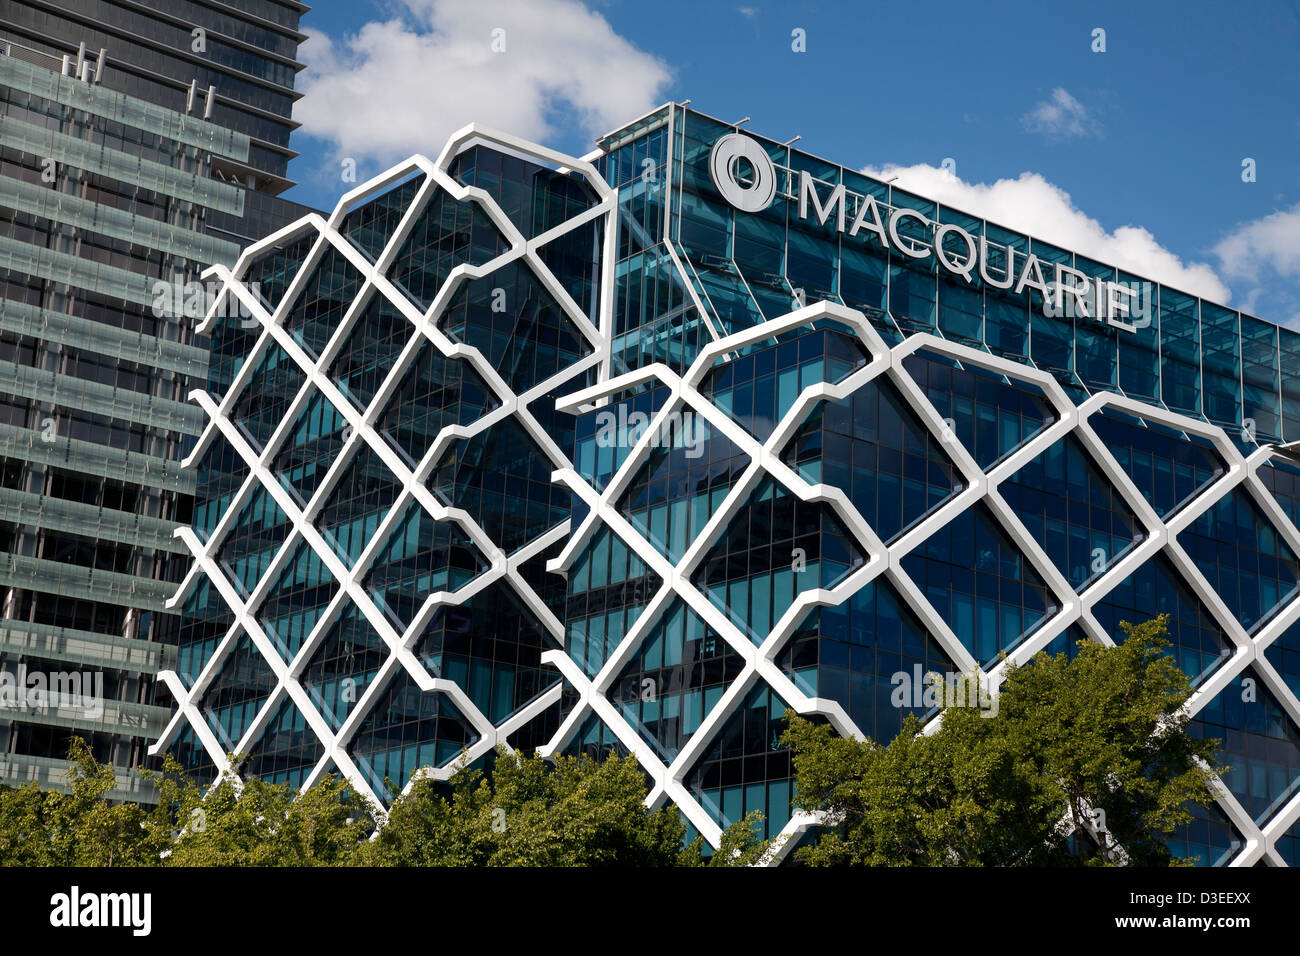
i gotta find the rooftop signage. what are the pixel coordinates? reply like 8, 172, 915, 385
708, 132, 1147, 332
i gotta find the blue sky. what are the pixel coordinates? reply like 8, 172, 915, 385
282, 0, 1299, 324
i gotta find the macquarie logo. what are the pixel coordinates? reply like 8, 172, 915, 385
709, 132, 778, 212
49, 886, 151, 937
706, 131, 1148, 332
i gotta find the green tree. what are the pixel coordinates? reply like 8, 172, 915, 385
683, 809, 771, 867
0, 778, 50, 865
356, 746, 767, 866
781, 615, 1225, 866
0, 741, 767, 866
147, 754, 374, 866
0, 737, 166, 866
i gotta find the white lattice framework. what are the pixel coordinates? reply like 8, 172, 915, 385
542, 294, 1300, 866
151, 126, 1300, 866
151, 127, 617, 816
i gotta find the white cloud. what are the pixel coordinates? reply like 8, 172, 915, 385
1021, 87, 1101, 140
1213, 203, 1300, 284
861, 162, 1231, 304
295, 0, 672, 166
1213, 202, 1300, 325
737, 6, 758, 16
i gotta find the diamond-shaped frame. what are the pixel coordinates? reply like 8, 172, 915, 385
152, 126, 620, 814
152, 119, 1300, 867
545, 299, 1300, 865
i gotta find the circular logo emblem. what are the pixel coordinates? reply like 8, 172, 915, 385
709, 133, 777, 212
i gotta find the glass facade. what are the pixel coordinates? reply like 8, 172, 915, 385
3, 0, 308, 206
0, 3, 311, 801
165, 106, 1300, 865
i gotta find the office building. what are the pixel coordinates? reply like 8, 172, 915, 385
159, 105, 1300, 864
0, 0, 311, 799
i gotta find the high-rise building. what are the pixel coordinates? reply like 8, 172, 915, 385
1, 0, 310, 240
161, 104, 1300, 865
0, 0, 312, 800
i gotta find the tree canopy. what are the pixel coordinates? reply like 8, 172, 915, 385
356, 750, 766, 867
0, 742, 765, 867
780, 615, 1225, 866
